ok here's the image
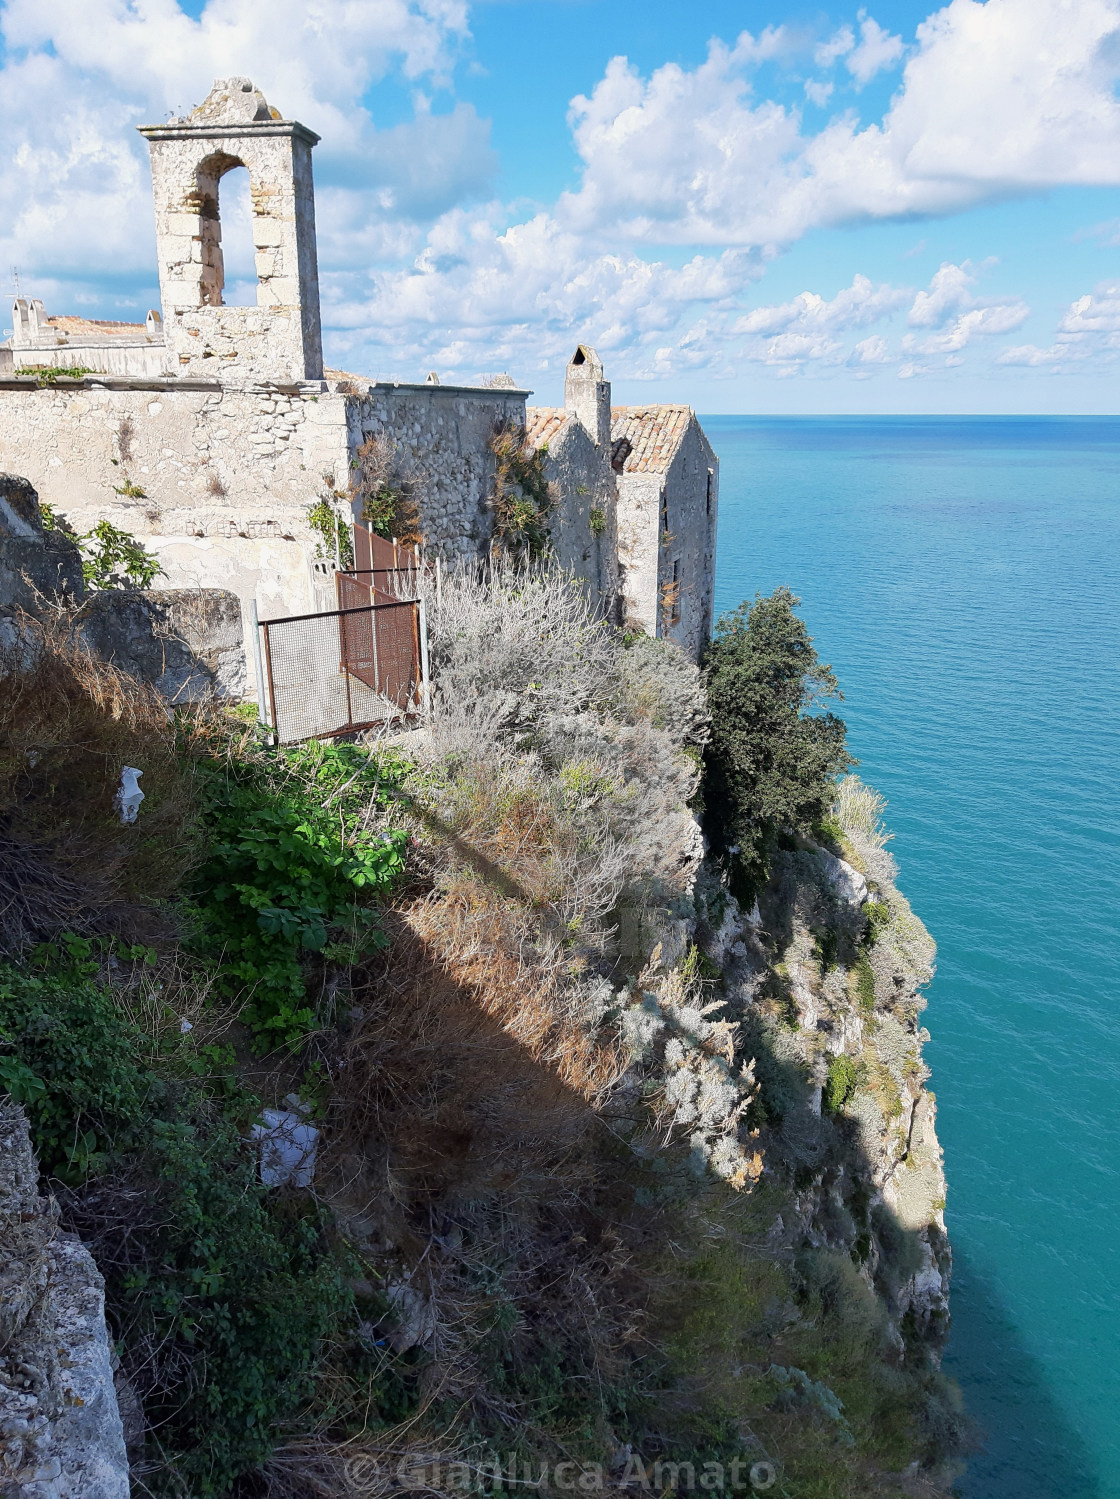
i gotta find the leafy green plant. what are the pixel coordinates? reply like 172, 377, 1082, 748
192, 747, 408, 1047
17, 363, 97, 386
37, 499, 76, 536
111, 477, 147, 498
306, 495, 354, 566
0, 946, 351, 1495
488, 423, 554, 558
589, 504, 607, 537
79, 518, 164, 589
824, 1053, 866, 1113
702, 587, 853, 885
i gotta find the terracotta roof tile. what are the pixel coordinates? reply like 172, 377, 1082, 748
524, 406, 570, 452
609, 405, 692, 474
47, 316, 150, 339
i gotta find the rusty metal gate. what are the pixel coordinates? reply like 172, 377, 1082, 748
336, 568, 417, 608
257, 596, 429, 745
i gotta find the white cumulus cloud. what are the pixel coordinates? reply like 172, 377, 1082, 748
1000, 281, 1120, 368
846, 14, 905, 86
0, 0, 1116, 389
737, 274, 910, 335
561, 0, 1120, 247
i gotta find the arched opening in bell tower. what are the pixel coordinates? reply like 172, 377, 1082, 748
195, 153, 257, 308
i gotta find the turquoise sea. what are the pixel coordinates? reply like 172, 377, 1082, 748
709, 416, 1120, 1499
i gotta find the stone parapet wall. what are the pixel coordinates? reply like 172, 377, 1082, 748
0, 381, 348, 546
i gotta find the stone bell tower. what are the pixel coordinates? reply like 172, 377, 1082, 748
138, 78, 323, 384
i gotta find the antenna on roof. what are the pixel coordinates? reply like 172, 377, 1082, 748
10, 266, 20, 297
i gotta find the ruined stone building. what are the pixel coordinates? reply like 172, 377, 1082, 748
0, 77, 718, 677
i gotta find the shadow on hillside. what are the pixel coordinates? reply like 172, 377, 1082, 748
945, 1247, 1099, 1499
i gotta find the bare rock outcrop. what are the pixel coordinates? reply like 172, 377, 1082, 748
0, 1103, 128, 1498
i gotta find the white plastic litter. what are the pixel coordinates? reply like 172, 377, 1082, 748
116, 766, 145, 824
250, 1095, 319, 1187
179, 1017, 193, 1034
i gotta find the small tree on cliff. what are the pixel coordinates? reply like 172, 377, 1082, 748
703, 587, 852, 886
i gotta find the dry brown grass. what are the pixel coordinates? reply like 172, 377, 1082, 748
405, 886, 625, 1104
0, 624, 240, 948
287, 904, 646, 1493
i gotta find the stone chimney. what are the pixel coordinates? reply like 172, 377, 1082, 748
564, 345, 611, 449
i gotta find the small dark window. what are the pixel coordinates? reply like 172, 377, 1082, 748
669, 557, 682, 625
660, 491, 669, 534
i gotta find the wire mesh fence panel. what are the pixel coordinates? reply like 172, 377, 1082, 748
260, 599, 423, 743
338, 605, 379, 691
375, 594, 421, 704
336, 569, 418, 608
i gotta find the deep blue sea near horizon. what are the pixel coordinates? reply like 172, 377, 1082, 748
708, 416, 1120, 1499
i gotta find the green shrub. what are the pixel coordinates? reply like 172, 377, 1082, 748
854, 951, 877, 1015
192, 745, 408, 1047
0, 943, 351, 1494
589, 504, 606, 537
702, 588, 852, 881
863, 899, 890, 946
0, 940, 154, 1180
824, 1053, 866, 1114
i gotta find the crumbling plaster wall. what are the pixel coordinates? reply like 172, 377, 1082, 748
0, 381, 348, 535
615, 470, 662, 641
538, 418, 617, 606
660, 421, 718, 663
0, 378, 534, 688
0, 380, 351, 662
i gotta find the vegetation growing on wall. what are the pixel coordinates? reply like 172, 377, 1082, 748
349, 433, 424, 545
16, 364, 98, 386
488, 422, 554, 557
306, 494, 354, 567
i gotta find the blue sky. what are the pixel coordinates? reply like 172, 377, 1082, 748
1, 0, 1118, 413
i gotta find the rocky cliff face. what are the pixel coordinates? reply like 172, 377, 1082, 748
0, 1103, 129, 1498
695, 779, 950, 1369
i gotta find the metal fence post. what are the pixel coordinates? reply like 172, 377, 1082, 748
249, 599, 269, 732
417, 598, 432, 716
